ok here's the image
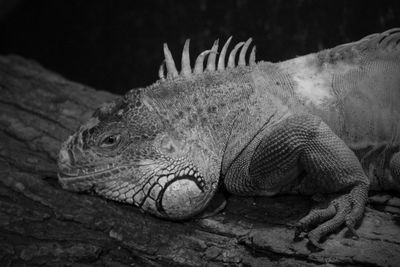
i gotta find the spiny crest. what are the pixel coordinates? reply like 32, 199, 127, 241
158, 37, 256, 80
322, 28, 400, 63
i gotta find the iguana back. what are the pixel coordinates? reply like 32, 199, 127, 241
269, 29, 400, 190
279, 29, 400, 143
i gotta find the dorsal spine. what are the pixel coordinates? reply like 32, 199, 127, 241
158, 37, 257, 81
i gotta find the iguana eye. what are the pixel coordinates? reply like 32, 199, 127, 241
100, 134, 121, 148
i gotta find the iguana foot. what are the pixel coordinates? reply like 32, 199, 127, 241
294, 182, 368, 248
226, 114, 371, 248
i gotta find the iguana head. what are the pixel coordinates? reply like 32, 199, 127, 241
57, 88, 221, 220
57, 37, 256, 220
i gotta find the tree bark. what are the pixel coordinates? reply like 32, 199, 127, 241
0, 55, 399, 266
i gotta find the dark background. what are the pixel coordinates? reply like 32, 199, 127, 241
1, 0, 399, 95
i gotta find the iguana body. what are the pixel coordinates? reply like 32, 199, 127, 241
58, 29, 400, 247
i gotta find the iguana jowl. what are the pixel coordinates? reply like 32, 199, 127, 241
57, 29, 400, 247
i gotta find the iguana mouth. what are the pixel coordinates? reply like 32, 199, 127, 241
57, 164, 136, 192
58, 163, 119, 178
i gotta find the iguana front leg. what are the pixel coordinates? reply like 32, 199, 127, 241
224, 114, 370, 248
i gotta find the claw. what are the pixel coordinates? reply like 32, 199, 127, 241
307, 229, 326, 251
307, 235, 324, 251
294, 226, 304, 241
294, 223, 308, 240
294, 227, 302, 239
346, 224, 360, 240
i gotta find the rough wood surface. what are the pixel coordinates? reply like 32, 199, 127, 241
0, 55, 400, 266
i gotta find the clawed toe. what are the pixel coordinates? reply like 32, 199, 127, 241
293, 186, 368, 248
294, 224, 325, 250
345, 220, 360, 239
294, 223, 307, 241
292, 203, 336, 242
307, 233, 324, 251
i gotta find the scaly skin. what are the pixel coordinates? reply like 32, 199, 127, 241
58, 29, 400, 247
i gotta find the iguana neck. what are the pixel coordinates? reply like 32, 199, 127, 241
142, 70, 256, 159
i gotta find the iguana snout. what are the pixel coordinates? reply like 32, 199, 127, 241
58, 93, 219, 219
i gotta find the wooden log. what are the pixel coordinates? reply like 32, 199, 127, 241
0, 55, 399, 266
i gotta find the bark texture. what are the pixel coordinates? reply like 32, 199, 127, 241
0, 55, 400, 266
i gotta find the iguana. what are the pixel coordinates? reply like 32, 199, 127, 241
57, 29, 400, 248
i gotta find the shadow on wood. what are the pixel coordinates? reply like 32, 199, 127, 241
0, 55, 399, 266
